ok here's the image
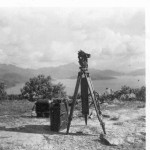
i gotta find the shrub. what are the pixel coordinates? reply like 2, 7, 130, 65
133, 86, 146, 101
0, 82, 7, 100
98, 85, 146, 102
21, 74, 66, 101
7, 94, 23, 100
120, 85, 131, 95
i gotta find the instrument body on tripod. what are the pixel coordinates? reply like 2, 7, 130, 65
66, 50, 106, 135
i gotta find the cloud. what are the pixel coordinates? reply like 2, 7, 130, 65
0, 49, 7, 63
0, 7, 145, 71
39, 41, 76, 64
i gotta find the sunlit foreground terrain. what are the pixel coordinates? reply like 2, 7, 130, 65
0, 99, 145, 150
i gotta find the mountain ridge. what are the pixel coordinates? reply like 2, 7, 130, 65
0, 63, 145, 88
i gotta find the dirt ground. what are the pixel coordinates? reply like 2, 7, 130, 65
0, 100, 145, 150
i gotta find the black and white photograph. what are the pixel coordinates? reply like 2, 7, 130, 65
0, 0, 147, 150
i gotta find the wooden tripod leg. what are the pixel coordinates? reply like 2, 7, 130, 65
66, 72, 82, 134
85, 74, 106, 134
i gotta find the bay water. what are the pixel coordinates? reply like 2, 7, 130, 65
6, 75, 145, 96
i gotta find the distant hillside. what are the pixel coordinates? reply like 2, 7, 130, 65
0, 63, 145, 88
69, 68, 119, 80
0, 64, 35, 88
127, 68, 145, 76
0, 64, 35, 77
36, 63, 79, 79
0, 73, 28, 87
37, 63, 123, 80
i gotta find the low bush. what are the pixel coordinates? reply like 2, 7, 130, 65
99, 85, 146, 102
133, 86, 146, 101
0, 82, 7, 100
7, 94, 23, 100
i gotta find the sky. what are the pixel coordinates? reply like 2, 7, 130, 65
0, 7, 145, 71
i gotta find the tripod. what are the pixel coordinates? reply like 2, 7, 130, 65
66, 67, 106, 134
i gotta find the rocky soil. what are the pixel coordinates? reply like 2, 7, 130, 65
0, 100, 145, 150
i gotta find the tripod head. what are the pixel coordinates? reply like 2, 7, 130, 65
78, 50, 91, 71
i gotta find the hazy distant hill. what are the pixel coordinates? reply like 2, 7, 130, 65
0, 64, 35, 77
127, 68, 145, 76
0, 64, 35, 87
0, 73, 28, 87
69, 68, 121, 80
0, 63, 145, 88
37, 63, 124, 79
36, 63, 79, 79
